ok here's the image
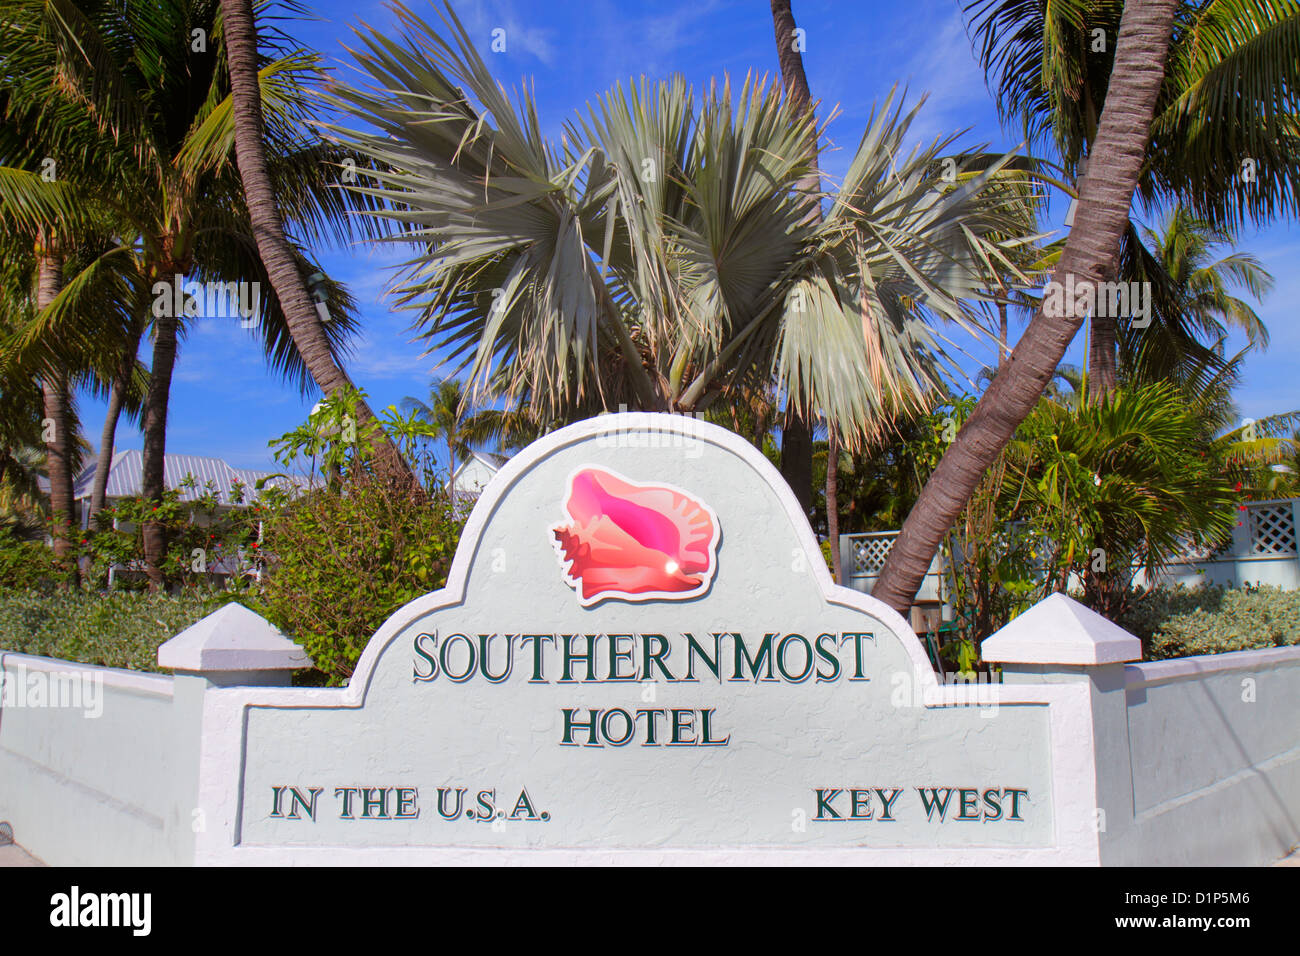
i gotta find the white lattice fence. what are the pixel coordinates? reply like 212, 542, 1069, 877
1249, 502, 1297, 555
849, 533, 897, 576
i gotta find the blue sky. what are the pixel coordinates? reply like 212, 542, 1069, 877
77, 0, 1297, 471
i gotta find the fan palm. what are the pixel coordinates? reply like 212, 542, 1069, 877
325, 2, 1037, 457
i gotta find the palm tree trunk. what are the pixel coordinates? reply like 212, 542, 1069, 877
141, 313, 179, 590
769, 0, 821, 514
36, 248, 78, 585
872, 0, 1180, 615
89, 379, 124, 520
220, 0, 418, 494
1089, 313, 1119, 395
89, 346, 134, 523
827, 429, 841, 583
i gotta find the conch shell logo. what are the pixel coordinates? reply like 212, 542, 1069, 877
551, 467, 720, 606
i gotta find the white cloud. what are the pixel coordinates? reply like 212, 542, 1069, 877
456, 0, 559, 66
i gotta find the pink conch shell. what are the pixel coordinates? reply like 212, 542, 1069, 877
552, 467, 720, 605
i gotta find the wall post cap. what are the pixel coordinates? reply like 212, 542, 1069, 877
158, 603, 311, 673
981, 592, 1142, 666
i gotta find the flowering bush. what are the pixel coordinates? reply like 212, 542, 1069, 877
85, 476, 269, 590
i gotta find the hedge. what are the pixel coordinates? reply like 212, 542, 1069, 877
0, 588, 237, 672
1117, 584, 1300, 660
4, 582, 1298, 675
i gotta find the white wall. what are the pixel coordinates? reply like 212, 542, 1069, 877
2, 413, 1298, 866
1100, 646, 1300, 866
0, 652, 201, 866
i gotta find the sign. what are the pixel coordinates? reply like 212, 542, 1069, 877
232, 413, 1055, 852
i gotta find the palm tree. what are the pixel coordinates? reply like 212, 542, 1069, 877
768, 0, 821, 514
219, 0, 417, 493
873, 0, 1183, 613
401, 378, 535, 484
327, 2, 1035, 470
1119, 207, 1272, 384
965, 0, 1300, 393
0, 0, 376, 587
0, 178, 133, 580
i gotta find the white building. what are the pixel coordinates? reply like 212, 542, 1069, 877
447, 451, 508, 516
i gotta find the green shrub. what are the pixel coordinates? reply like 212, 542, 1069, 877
0, 587, 236, 671
252, 474, 462, 684
0, 530, 61, 589
85, 478, 265, 590
1117, 584, 1300, 659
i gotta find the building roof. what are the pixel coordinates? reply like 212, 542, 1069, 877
67, 450, 300, 506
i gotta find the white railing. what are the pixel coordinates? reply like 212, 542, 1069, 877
1161, 497, 1300, 590
839, 531, 946, 603
841, 497, 1300, 598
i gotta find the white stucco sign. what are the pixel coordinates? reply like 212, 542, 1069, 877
193, 413, 1107, 864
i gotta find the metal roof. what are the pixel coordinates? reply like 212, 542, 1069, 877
70, 450, 302, 506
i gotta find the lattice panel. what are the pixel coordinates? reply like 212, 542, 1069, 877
851, 535, 896, 575
1249, 503, 1296, 555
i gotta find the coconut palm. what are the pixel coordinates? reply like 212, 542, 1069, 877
965, 0, 1300, 393
219, 0, 417, 492
873, 0, 1183, 613
0, 186, 143, 578
0, 0, 377, 587
1119, 206, 1272, 385
400, 377, 536, 482
326, 2, 1036, 470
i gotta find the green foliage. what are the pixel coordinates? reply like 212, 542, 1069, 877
83, 477, 266, 590
1118, 585, 1300, 659
258, 389, 465, 683
271, 385, 445, 489
0, 530, 61, 589
0, 587, 235, 671
252, 474, 462, 684
1007, 381, 1237, 618
887, 382, 1240, 658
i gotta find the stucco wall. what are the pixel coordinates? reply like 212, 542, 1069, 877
1100, 646, 1300, 866
0, 652, 200, 866
1, 413, 1297, 866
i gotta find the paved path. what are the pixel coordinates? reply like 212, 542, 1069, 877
0, 843, 43, 866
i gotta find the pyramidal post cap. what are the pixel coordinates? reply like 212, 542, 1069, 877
158, 603, 311, 673
981, 592, 1142, 665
